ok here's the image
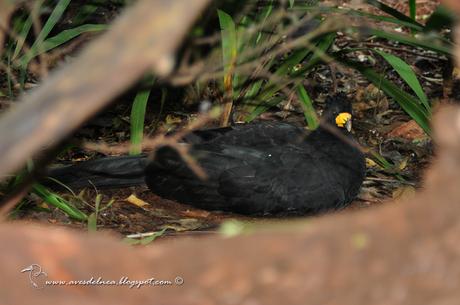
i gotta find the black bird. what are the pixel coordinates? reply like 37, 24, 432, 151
45, 93, 365, 215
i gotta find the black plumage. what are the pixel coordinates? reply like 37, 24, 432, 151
45, 93, 365, 215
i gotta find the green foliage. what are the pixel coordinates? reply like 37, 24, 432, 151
296, 0, 452, 133
364, 0, 422, 27
123, 228, 167, 245
369, 151, 405, 181
218, 9, 238, 97
296, 85, 318, 129
408, 0, 416, 21
18, 24, 108, 68
130, 77, 155, 155
374, 50, 429, 112
32, 184, 87, 221
87, 194, 114, 232
346, 59, 431, 135
1, 1, 108, 219
3, 0, 108, 91
218, 5, 297, 121
216, 0, 450, 133
30, 0, 71, 51
367, 28, 452, 55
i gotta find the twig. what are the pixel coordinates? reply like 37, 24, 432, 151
356, 42, 446, 61
366, 177, 416, 186
83, 109, 221, 180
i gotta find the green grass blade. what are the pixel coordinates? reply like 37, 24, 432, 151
296, 85, 319, 129
344, 60, 431, 134
374, 50, 429, 112
245, 42, 320, 116
409, 0, 416, 21
364, 0, 423, 28
368, 28, 452, 55
301, 6, 424, 31
246, 96, 284, 122
254, 0, 273, 44
234, 1, 274, 89
244, 79, 263, 100
245, 29, 335, 121
218, 9, 238, 96
12, 15, 34, 60
32, 184, 87, 221
242, 48, 309, 119
87, 213, 97, 232
30, 0, 71, 49
18, 24, 108, 67
87, 194, 102, 232
291, 32, 336, 77
130, 77, 155, 155
13, 2, 98, 61
71, 3, 99, 26
369, 150, 405, 181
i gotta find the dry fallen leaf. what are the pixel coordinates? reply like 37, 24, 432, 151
160, 218, 205, 232
125, 194, 149, 208
392, 186, 416, 200
387, 120, 427, 141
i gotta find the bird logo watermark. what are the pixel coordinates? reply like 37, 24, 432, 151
20, 264, 48, 289
20, 263, 184, 289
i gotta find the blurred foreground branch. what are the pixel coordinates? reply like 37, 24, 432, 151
0, 0, 210, 178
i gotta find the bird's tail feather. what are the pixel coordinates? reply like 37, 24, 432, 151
43, 155, 149, 190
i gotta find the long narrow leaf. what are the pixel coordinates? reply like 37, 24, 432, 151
218, 10, 238, 93
301, 6, 424, 31
243, 48, 309, 118
292, 32, 336, 77
32, 184, 87, 221
244, 79, 263, 100
343, 60, 431, 134
255, 0, 274, 44
30, 0, 71, 49
130, 77, 155, 155
364, 0, 423, 28
18, 24, 108, 67
245, 29, 335, 121
246, 96, 284, 122
409, 0, 416, 21
12, 14, 35, 60
368, 28, 452, 55
71, 4, 99, 26
296, 85, 319, 129
374, 49, 429, 112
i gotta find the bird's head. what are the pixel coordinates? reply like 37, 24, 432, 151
322, 93, 353, 132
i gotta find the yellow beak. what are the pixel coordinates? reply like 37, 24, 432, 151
335, 112, 352, 131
